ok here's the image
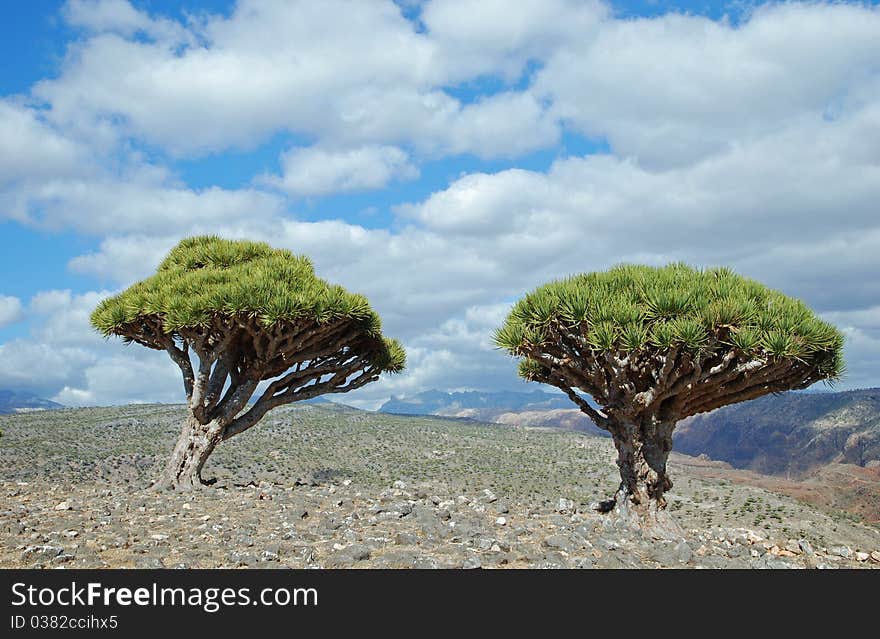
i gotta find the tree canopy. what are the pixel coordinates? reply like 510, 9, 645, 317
496, 263, 843, 424
92, 235, 405, 373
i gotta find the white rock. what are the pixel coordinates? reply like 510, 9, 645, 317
54, 501, 70, 511
746, 531, 764, 544
855, 551, 869, 562
150, 534, 169, 541
495, 517, 507, 526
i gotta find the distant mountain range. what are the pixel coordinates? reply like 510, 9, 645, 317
0, 390, 63, 415
380, 389, 607, 435
381, 389, 576, 414
675, 388, 880, 475
380, 387, 880, 476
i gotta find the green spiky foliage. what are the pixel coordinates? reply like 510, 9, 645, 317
495, 263, 844, 516
91, 236, 404, 488
496, 263, 843, 420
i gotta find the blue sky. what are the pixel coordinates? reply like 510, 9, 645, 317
1, 0, 879, 407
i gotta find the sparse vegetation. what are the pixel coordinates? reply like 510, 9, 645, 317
1, 403, 878, 569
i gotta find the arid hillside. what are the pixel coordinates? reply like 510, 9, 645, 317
1, 403, 878, 569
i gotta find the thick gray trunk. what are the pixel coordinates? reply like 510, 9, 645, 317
598, 417, 683, 539
151, 415, 225, 491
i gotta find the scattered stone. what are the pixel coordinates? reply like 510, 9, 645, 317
135, 556, 166, 568
412, 556, 440, 569
556, 498, 575, 514
669, 541, 691, 564
330, 543, 372, 565
260, 550, 280, 562
395, 532, 419, 546
22, 546, 64, 562
2, 404, 878, 572
543, 535, 573, 552
828, 546, 853, 559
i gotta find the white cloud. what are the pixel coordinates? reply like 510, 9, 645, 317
819, 306, 880, 391
30, 289, 115, 346
0, 295, 24, 327
263, 145, 418, 197
52, 353, 184, 407
0, 100, 93, 189
422, 0, 606, 81
32, 0, 563, 159
5, 171, 286, 235
0, 287, 184, 406
442, 91, 559, 158
62, 0, 191, 43
69, 235, 178, 284
534, 2, 880, 167
0, 340, 98, 397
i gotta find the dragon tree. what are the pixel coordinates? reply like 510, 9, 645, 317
495, 263, 843, 536
91, 236, 405, 490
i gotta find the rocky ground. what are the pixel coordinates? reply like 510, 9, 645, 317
2, 403, 879, 569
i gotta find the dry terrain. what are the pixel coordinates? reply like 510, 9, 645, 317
1, 403, 879, 569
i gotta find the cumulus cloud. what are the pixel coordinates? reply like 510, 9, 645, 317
31, 0, 566, 159
4, 167, 286, 235
0, 288, 183, 405
820, 306, 880, 391
533, 2, 880, 167
0, 100, 93, 189
0, 295, 24, 327
422, 0, 605, 81
62, 0, 191, 43
262, 145, 418, 197
341, 302, 523, 410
